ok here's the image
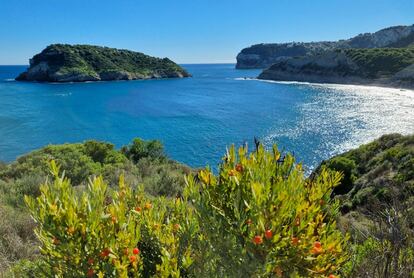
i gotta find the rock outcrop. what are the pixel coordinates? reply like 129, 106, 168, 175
16, 44, 190, 82
237, 24, 414, 69
257, 47, 414, 89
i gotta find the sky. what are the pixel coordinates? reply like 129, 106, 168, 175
0, 0, 413, 64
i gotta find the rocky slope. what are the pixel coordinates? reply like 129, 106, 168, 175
258, 47, 414, 89
16, 44, 190, 82
237, 24, 414, 69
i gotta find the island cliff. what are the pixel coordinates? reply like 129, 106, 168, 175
237, 24, 414, 69
16, 44, 190, 82
258, 47, 414, 89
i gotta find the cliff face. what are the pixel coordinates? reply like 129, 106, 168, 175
237, 24, 414, 69
16, 44, 190, 82
258, 47, 414, 89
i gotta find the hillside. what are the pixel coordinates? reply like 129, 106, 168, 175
318, 133, 414, 227
236, 24, 414, 69
15, 44, 190, 82
257, 47, 414, 88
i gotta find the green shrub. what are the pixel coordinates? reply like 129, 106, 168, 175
185, 145, 349, 277
24, 144, 350, 277
324, 157, 357, 195
25, 161, 197, 277
121, 138, 165, 163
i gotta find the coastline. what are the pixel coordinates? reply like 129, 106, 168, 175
254, 76, 414, 91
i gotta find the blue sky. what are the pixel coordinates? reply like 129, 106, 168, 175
0, 0, 413, 64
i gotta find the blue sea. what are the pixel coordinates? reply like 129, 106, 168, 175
0, 64, 413, 171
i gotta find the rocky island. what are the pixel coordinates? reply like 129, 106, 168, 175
15, 44, 190, 82
258, 47, 414, 89
237, 24, 414, 69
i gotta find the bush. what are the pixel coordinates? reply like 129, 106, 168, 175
121, 138, 165, 163
24, 145, 350, 277
185, 145, 349, 276
25, 161, 197, 277
345, 201, 414, 277
324, 157, 357, 195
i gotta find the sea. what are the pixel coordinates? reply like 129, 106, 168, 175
0, 64, 413, 172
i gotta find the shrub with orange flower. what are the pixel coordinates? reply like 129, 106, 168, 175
185, 144, 349, 276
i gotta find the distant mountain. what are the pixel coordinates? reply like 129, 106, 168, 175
236, 24, 414, 69
16, 44, 190, 82
258, 47, 414, 89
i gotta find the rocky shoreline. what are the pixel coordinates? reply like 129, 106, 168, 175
257, 48, 414, 90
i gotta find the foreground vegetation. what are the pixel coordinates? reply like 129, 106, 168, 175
0, 138, 191, 274
1, 135, 413, 277
321, 134, 414, 277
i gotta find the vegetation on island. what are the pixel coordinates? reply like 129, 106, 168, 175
16, 44, 190, 82
1, 135, 413, 277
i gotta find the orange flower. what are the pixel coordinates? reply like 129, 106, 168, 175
291, 237, 299, 246
144, 202, 152, 210
135, 207, 142, 213
173, 223, 180, 232
265, 229, 273, 240
311, 241, 323, 255
228, 169, 236, 176
235, 163, 243, 172
100, 248, 110, 258
87, 268, 94, 277
328, 275, 336, 278
87, 258, 94, 265
129, 255, 137, 263
245, 219, 252, 225
52, 237, 60, 245
253, 235, 263, 245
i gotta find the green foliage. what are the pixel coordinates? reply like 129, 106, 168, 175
7, 259, 51, 278
121, 138, 165, 164
22, 144, 350, 277
324, 157, 357, 195
319, 134, 414, 213
0, 138, 191, 275
345, 47, 414, 78
29, 44, 189, 78
25, 161, 198, 277
185, 145, 349, 277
